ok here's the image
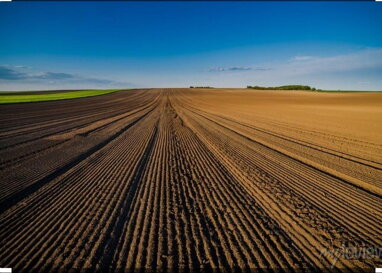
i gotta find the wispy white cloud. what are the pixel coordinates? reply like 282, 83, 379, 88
2, 64, 31, 69
209, 66, 271, 72
13, 65, 30, 69
291, 56, 314, 61
32, 72, 76, 80
209, 66, 252, 72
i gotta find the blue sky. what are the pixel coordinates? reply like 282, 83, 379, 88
1, 1, 382, 90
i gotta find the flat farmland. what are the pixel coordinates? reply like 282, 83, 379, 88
0, 88, 381, 272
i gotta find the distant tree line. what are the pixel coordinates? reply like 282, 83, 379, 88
247, 85, 317, 91
190, 86, 214, 89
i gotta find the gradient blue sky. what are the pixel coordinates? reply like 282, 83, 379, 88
1, 1, 382, 90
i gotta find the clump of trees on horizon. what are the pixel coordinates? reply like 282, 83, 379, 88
190, 86, 214, 89
247, 85, 317, 91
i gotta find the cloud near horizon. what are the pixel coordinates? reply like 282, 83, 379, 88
1, 48, 382, 91
190, 48, 382, 90
0, 65, 129, 88
283, 48, 382, 76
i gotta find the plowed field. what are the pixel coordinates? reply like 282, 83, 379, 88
0, 88, 381, 272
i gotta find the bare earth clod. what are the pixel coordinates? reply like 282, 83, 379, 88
0, 88, 381, 272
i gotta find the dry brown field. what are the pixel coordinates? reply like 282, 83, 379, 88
0, 88, 381, 272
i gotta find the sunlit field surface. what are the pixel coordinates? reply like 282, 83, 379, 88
0, 88, 381, 272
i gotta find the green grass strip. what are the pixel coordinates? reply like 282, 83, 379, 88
0, 89, 123, 104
